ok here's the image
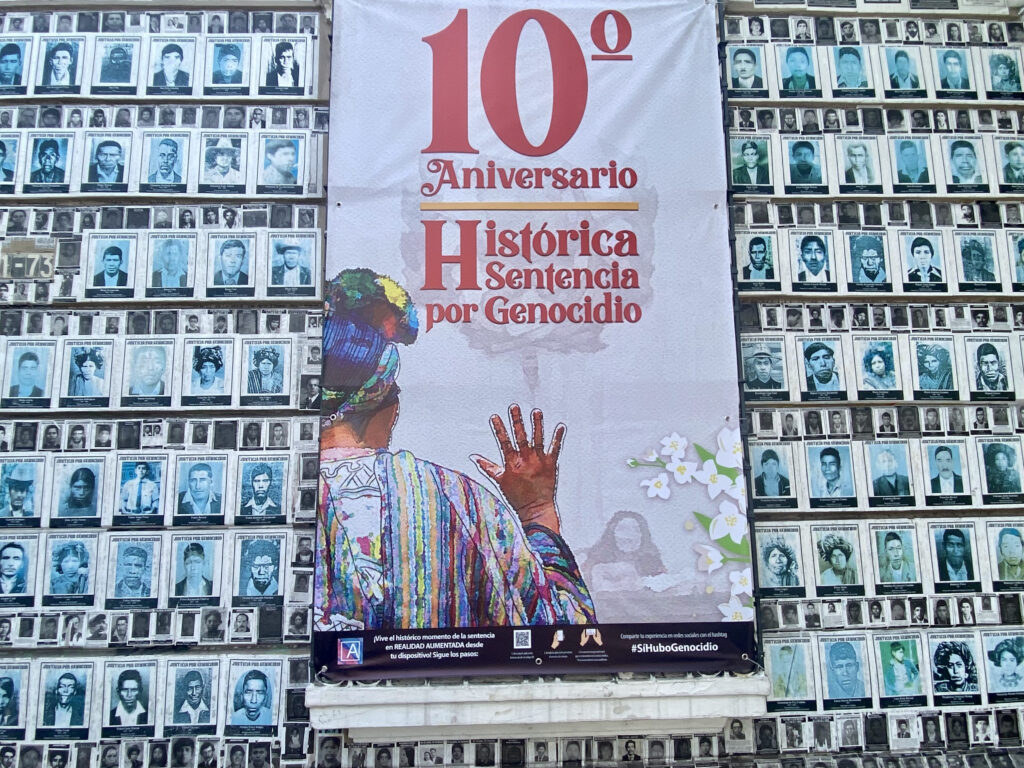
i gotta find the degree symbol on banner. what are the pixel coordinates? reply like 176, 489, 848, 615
590, 11, 633, 62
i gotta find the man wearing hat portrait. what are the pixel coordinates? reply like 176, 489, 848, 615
804, 341, 841, 391
744, 343, 782, 389
191, 347, 225, 395
248, 347, 283, 394
30, 139, 65, 183
271, 242, 311, 286
213, 43, 243, 84
203, 139, 243, 185
0, 465, 34, 518
153, 43, 189, 87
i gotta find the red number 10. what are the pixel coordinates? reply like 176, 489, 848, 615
423, 9, 588, 157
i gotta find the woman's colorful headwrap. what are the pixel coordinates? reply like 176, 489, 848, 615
322, 269, 418, 418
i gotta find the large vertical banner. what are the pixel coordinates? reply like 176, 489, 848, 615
314, 0, 755, 679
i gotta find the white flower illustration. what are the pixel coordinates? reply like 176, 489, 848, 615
660, 432, 688, 460
708, 499, 747, 544
641, 473, 670, 499
718, 596, 754, 622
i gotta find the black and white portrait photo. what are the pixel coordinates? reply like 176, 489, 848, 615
182, 342, 232, 406
729, 138, 772, 194
751, 444, 797, 509
755, 527, 804, 597
92, 37, 140, 94
930, 524, 979, 591
165, 662, 218, 735
3, 345, 52, 406
147, 38, 194, 95
943, 137, 989, 194
267, 236, 316, 295
35, 38, 83, 94
954, 234, 999, 290
106, 537, 158, 608
726, 46, 768, 97
169, 536, 221, 606
966, 338, 1014, 399
198, 135, 247, 194
832, 46, 873, 96
61, 345, 111, 408
112, 456, 159, 521
778, 45, 822, 97
0, 39, 30, 95
0, 460, 42, 521
140, 134, 189, 194
259, 38, 305, 95
741, 340, 786, 399
981, 440, 1024, 501
225, 660, 280, 736
237, 458, 287, 524
934, 48, 975, 99
241, 340, 291, 407
121, 342, 173, 407
791, 233, 837, 291
102, 661, 155, 738
206, 234, 255, 297
924, 442, 970, 504
234, 536, 285, 606
901, 233, 946, 291
85, 236, 136, 299
890, 138, 936, 193
812, 525, 864, 596
0, 536, 34, 606
204, 39, 251, 95
174, 456, 226, 525
37, 663, 91, 738
51, 458, 104, 525
884, 47, 926, 97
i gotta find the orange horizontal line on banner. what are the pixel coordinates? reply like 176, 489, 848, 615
420, 202, 639, 211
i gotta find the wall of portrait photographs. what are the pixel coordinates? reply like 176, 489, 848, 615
732, 0, 1024, 767
0, 4, 325, 766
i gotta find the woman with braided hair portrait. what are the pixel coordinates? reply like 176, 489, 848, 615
247, 347, 282, 394
314, 269, 595, 630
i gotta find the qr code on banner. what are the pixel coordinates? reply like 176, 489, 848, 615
513, 629, 531, 650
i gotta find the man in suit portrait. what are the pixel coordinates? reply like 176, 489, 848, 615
151, 239, 187, 288
930, 446, 964, 493
213, 44, 243, 84
889, 49, 920, 89
755, 449, 791, 497
93, 246, 129, 286
149, 138, 182, 184
266, 41, 300, 87
0, 43, 22, 86
153, 43, 189, 87
940, 49, 969, 90
730, 48, 763, 89
936, 529, 974, 582
109, 669, 147, 726
844, 142, 874, 184
42, 672, 85, 726
177, 463, 221, 517
872, 447, 911, 496
1003, 141, 1024, 184
271, 243, 311, 286
733, 141, 769, 185
87, 140, 125, 183
30, 139, 65, 183
213, 239, 248, 285
175, 543, 214, 596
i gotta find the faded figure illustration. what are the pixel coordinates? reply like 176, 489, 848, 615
581, 511, 671, 621
316, 270, 595, 629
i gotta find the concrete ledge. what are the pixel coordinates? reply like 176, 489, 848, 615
307, 674, 769, 739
